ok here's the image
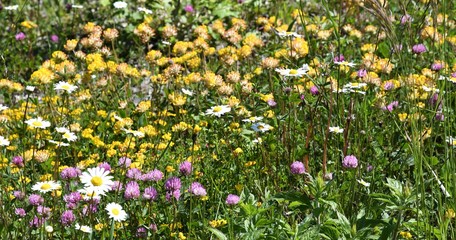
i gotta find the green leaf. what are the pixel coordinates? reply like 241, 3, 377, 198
376, 42, 390, 58
100, 0, 111, 7
206, 227, 228, 240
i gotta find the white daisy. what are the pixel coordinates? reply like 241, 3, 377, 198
422, 85, 440, 93
4, 5, 19, 10
75, 223, 92, 233
0, 104, 8, 112
138, 7, 153, 14
113, 1, 127, 9
79, 167, 114, 195
31, 181, 61, 193
329, 126, 344, 134
0, 136, 10, 146
78, 187, 103, 200
48, 140, 70, 147
62, 131, 78, 142
357, 179, 371, 187
182, 88, 194, 96
334, 61, 357, 68
54, 81, 78, 93
72, 5, 84, 9
242, 116, 264, 123
205, 105, 231, 117
106, 202, 128, 222
343, 82, 367, 89
122, 128, 145, 138
274, 29, 302, 38
25, 117, 51, 129
26, 86, 36, 92
252, 122, 273, 133
275, 64, 309, 77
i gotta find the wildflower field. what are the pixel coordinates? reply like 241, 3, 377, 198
1, 0, 456, 239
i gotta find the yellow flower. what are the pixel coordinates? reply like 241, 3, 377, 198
398, 113, 408, 122
21, 20, 38, 29
166, 166, 175, 172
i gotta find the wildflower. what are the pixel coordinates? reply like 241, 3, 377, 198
400, 14, 412, 24
4, 5, 19, 10
205, 105, 231, 117
26, 86, 36, 92
122, 128, 145, 138
118, 157, 131, 167
179, 161, 192, 176
431, 62, 443, 71
124, 181, 141, 200
275, 64, 309, 77
357, 69, 367, 78
136, 227, 148, 238
334, 61, 356, 68
357, 179, 371, 187
28, 194, 44, 206
50, 35, 59, 43
165, 177, 182, 191
79, 167, 114, 195
16, 32, 26, 41
113, 1, 127, 9
242, 116, 264, 123
412, 44, 426, 54
30, 216, 45, 228
75, 223, 92, 233
60, 210, 75, 226
32, 181, 61, 193
25, 117, 51, 129
252, 122, 273, 133
54, 81, 78, 93
310, 85, 319, 95
48, 140, 70, 147
143, 187, 158, 201
329, 126, 344, 133
142, 169, 164, 182
342, 155, 358, 168
274, 30, 302, 38
13, 191, 25, 200
138, 7, 153, 14
60, 167, 81, 179
225, 194, 240, 205
126, 168, 142, 180
45, 225, 54, 233
290, 161, 305, 174
184, 5, 194, 13
98, 162, 111, 172
188, 182, 207, 196
15, 208, 26, 217
0, 136, 10, 146
181, 88, 194, 96
106, 202, 128, 222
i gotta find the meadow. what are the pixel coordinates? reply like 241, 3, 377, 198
0, 0, 455, 239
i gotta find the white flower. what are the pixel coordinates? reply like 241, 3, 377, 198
26, 86, 36, 92
275, 64, 309, 77
75, 224, 92, 233
182, 88, 193, 96
274, 29, 302, 38
113, 1, 127, 9
4, 5, 19, 10
357, 179, 371, 187
334, 61, 357, 68
72, 5, 84, 9
446, 137, 456, 146
0, 136, 10, 146
31, 181, 61, 193
45, 225, 54, 233
138, 7, 153, 14
205, 105, 231, 117
48, 140, 70, 147
343, 82, 367, 89
0, 104, 8, 112
25, 117, 51, 129
122, 128, 145, 138
78, 188, 103, 200
80, 167, 114, 195
162, 41, 171, 45
242, 116, 264, 123
422, 85, 440, 93
106, 202, 128, 222
252, 137, 263, 144
62, 131, 78, 142
54, 81, 78, 93
56, 127, 70, 133
252, 122, 273, 133
329, 126, 344, 134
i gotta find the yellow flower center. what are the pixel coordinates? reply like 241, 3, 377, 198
32, 121, 43, 127
112, 208, 120, 216
62, 85, 70, 90
41, 183, 52, 190
63, 133, 70, 138
213, 106, 222, 112
258, 125, 264, 129
289, 69, 298, 75
91, 176, 103, 186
